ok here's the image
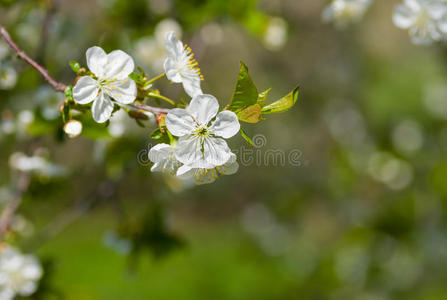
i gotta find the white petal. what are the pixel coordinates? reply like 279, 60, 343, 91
427, 2, 447, 19
393, 4, 417, 29
216, 153, 239, 175
73, 76, 99, 104
165, 31, 184, 58
92, 93, 114, 123
176, 164, 195, 179
103, 50, 135, 79
187, 94, 219, 125
437, 14, 447, 33
106, 78, 137, 104
86, 46, 107, 77
174, 135, 205, 166
404, 0, 421, 12
165, 108, 195, 136
182, 77, 203, 98
164, 58, 183, 83
209, 110, 240, 138
149, 143, 173, 163
151, 162, 164, 172
202, 137, 232, 167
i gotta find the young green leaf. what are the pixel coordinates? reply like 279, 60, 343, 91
69, 61, 81, 72
239, 128, 254, 146
236, 104, 262, 123
261, 86, 299, 115
257, 88, 271, 107
228, 61, 258, 112
150, 128, 164, 139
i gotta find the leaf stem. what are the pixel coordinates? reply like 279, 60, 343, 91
148, 92, 176, 106
146, 73, 166, 85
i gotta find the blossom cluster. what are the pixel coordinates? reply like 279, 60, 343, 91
322, 0, 447, 45
71, 32, 241, 184
0, 246, 43, 300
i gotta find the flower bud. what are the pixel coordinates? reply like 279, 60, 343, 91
63, 120, 82, 138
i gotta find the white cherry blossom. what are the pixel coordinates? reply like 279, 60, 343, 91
165, 94, 240, 168
177, 153, 239, 184
0, 247, 43, 300
393, 0, 447, 44
148, 143, 181, 175
73, 46, 137, 123
164, 31, 203, 97
322, 0, 372, 28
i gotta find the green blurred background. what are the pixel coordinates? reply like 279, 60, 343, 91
2, 0, 447, 299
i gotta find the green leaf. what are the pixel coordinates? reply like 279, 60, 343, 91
239, 128, 254, 146
261, 86, 299, 115
257, 88, 271, 107
62, 103, 71, 123
228, 61, 258, 112
150, 128, 164, 139
236, 104, 262, 123
129, 72, 140, 83
69, 61, 81, 72
64, 85, 73, 99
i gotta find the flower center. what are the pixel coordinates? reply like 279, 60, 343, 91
194, 125, 210, 138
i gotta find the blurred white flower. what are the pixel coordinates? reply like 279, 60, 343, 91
9, 152, 68, 178
148, 0, 172, 15
165, 94, 240, 168
0, 41, 9, 61
424, 81, 447, 119
108, 109, 154, 138
263, 17, 288, 51
367, 152, 413, 190
135, 37, 165, 72
201, 23, 224, 45
177, 153, 239, 184
391, 120, 423, 154
155, 19, 182, 46
73, 46, 137, 123
164, 32, 203, 97
393, 0, 447, 45
0, 247, 43, 300
322, 0, 372, 28
102, 231, 132, 255
36, 86, 65, 120
335, 245, 370, 287
148, 143, 181, 175
63, 120, 83, 138
134, 19, 182, 73
0, 65, 17, 90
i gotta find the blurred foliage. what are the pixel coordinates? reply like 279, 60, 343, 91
2, 0, 447, 299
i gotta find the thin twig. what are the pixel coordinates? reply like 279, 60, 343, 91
0, 173, 30, 241
0, 24, 67, 92
126, 103, 170, 115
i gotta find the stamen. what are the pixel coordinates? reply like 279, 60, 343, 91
184, 44, 204, 80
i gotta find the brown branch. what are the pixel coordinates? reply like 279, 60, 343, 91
0, 24, 67, 92
0, 173, 30, 241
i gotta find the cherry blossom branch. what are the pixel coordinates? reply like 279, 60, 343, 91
1, 24, 171, 116
0, 173, 30, 241
0, 24, 67, 92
